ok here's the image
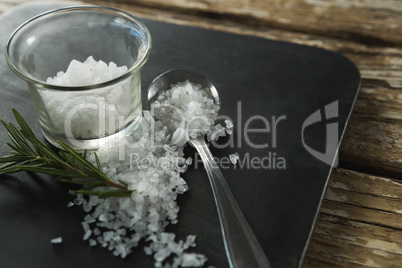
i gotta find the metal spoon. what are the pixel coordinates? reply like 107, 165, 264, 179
147, 69, 271, 268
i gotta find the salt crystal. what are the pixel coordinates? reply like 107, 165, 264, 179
171, 127, 189, 147
89, 239, 97, 247
50, 237, 63, 244
103, 231, 114, 242
225, 119, 233, 129
154, 247, 171, 262
83, 230, 92, 240
93, 228, 101, 236
229, 153, 239, 164
171, 88, 180, 99
82, 222, 90, 232
83, 202, 91, 212
84, 214, 96, 223
144, 246, 153, 255
184, 235, 196, 248
181, 253, 207, 267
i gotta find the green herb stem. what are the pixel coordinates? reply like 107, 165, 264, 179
0, 108, 133, 198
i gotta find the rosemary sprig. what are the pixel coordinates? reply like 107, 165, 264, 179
0, 108, 133, 198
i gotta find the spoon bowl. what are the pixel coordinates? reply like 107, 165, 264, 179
147, 69, 220, 110
147, 69, 271, 268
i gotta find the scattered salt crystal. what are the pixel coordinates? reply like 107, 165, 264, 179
225, 119, 233, 129
184, 235, 196, 248
67, 201, 74, 208
84, 214, 96, 223
171, 127, 189, 147
144, 246, 153, 255
82, 202, 91, 212
93, 228, 101, 236
154, 247, 171, 262
229, 153, 239, 164
69, 75, 233, 266
50, 237, 63, 244
83, 229, 92, 240
181, 253, 208, 267
103, 231, 114, 242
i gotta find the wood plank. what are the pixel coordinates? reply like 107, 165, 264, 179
305, 214, 402, 267
304, 250, 367, 268
91, 1, 402, 87
329, 168, 402, 203
113, 0, 402, 45
340, 117, 402, 178
306, 232, 402, 267
353, 80, 402, 120
313, 215, 402, 256
304, 168, 402, 267
321, 199, 402, 229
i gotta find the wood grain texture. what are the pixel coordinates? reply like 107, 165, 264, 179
306, 168, 402, 267
0, 0, 401, 267
114, 0, 402, 46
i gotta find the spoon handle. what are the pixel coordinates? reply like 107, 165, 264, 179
190, 136, 271, 268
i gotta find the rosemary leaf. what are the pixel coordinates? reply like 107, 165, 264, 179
94, 153, 102, 171
58, 178, 103, 186
12, 108, 35, 137
78, 189, 132, 198
0, 155, 34, 163
16, 165, 83, 178
58, 141, 109, 181
0, 166, 24, 175
7, 121, 34, 153
5, 142, 27, 155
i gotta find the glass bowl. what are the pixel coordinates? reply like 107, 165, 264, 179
5, 6, 152, 151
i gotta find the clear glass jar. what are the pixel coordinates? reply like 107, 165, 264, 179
5, 6, 152, 151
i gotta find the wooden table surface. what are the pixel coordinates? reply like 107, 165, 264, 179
1, 0, 401, 267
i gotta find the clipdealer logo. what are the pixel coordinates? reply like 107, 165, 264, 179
302, 101, 339, 166
62, 100, 340, 169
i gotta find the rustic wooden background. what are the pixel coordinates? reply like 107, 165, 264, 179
1, 0, 401, 267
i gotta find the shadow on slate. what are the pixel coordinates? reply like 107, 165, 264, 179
0, 2, 360, 268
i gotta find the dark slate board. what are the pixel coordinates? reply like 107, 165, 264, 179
0, 3, 360, 268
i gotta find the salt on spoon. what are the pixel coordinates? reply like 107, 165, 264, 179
148, 69, 272, 268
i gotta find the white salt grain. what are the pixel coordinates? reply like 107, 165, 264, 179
50, 237, 63, 244
83, 230, 92, 241
181, 253, 208, 267
44, 56, 132, 139
229, 153, 239, 164
171, 127, 189, 147
225, 119, 233, 129
151, 80, 225, 142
